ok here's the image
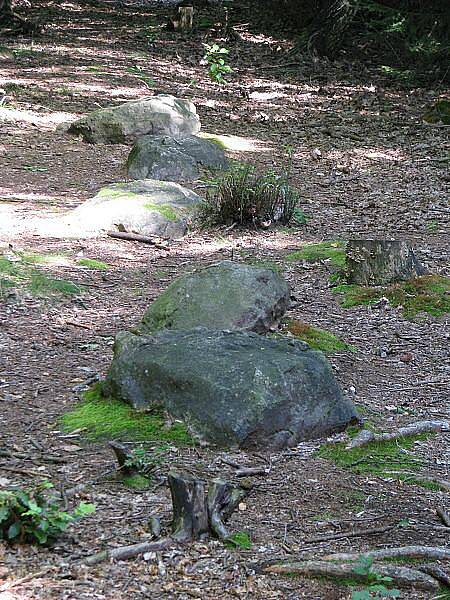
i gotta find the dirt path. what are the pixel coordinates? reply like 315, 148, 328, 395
0, 1, 448, 598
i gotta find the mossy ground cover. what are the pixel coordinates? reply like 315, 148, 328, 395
0, 254, 83, 298
62, 384, 193, 444
282, 320, 356, 353
286, 241, 347, 268
77, 258, 109, 270
333, 275, 450, 318
317, 433, 432, 486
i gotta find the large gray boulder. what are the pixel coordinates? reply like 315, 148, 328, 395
66, 95, 200, 144
141, 261, 290, 334
127, 135, 229, 182
62, 180, 202, 239
104, 329, 358, 449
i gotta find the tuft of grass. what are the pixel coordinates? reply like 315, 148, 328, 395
317, 433, 432, 486
287, 241, 346, 268
61, 383, 193, 444
333, 275, 450, 318
282, 320, 356, 353
77, 258, 109, 270
224, 531, 252, 550
199, 163, 300, 227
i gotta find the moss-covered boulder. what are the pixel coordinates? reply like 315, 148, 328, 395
127, 135, 229, 182
65, 95, 200, 144
62, 180, 202, 239
141, 261, 290, 334
104, 329, 358, 449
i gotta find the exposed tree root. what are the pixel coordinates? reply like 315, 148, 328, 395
323, 545, 450, 561
261, 560, 440, 591
346, 420, 450, 449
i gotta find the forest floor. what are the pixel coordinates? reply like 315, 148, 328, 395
0, 1, 449, 598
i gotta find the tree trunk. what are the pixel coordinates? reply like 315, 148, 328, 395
346, 239, 425, 286
309, 0, 358, 58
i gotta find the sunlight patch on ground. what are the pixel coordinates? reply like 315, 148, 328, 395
352, 147, 405, 162
0, 190, 62, 204
0, 106, 75, 127
199, 132, 272, 152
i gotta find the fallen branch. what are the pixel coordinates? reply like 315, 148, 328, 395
346, 420, 450, 449
305, 525, 392, 544
323, 545, 450, 562
107, 230, 170, 250
261, 560, 440, 591
235, 467, 269, 477
82, 538, 173, 566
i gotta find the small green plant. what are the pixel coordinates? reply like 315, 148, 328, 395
62, 383, 193, 444
224, 531, 252, 550
333, 275, 450, 318
282, 320, 356, 353
351, 555, 400, 599
0, 483, 95, 545
200, 163, 300, 226
287, 241, 347, 268
124, 445, 168, 475
127, 65, 155, 88
203, 43, 232, 84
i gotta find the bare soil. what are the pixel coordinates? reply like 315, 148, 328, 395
0, 1, 448, 598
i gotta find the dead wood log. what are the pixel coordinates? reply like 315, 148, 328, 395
346, 420, 450, 450
323, 545, 450, 562
168, 471, 209, 542
346, 239, 425, 286
106, 230, 170, 250
207, 479, 247, 540
262, 560, 440, 591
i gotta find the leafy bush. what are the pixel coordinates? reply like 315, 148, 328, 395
203, 43, 232, 84
0, 483, 95, 545
200, 164, 300, 226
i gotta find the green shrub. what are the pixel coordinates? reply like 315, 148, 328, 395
0, 483, 95, 545
200, 164, 300, 226
203, 43, 232, 84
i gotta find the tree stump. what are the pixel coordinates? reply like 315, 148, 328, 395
346, 240, 425, 286
168, 6, 194, 32
168, 471, 247, 542
109, 441, 137, 476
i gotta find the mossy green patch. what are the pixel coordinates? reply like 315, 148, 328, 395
224, 531, 252, 550
96, 188, 140, 200
0, 254, 83, 299
333, 275, 450, 318
77, 258, 109, 270
281, 320, 356, 353
121, 474, 151, 489
61, 383, 193, 444
287, 241, 347, 268
317, 433, 432, 487
144, 202, 178, 221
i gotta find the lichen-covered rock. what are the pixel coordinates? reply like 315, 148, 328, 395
66, 95, 200, 144
141, 261, 290, 334
104, 329, 358, 449
127, 135, 228, 181
62, 180, 202, 239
